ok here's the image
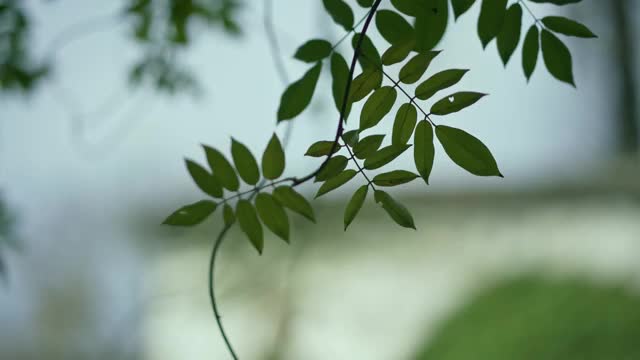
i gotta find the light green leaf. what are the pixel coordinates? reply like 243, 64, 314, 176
374, 190, 416, 229
430, 92, 487, 115
415, 69, 469, 101
315, 169, 357, 198
364, 144, 411, 170
331, 53, 352, 118
231, 138, 260, 185
204, 146, 240, 192
478, 0, 508, 48
236, 200, 263, 254
399, 51, 440, 84
452, 0, 477, 19
542, 16, 596, 38
342, 130, 360, 147
305, 140, 340, 157
414, 120, 435, 184
392, 103, 417, 145
349, 69, 383, 103
436, 125, 502, 177
522, 25, 540, 81
344, 185, 368, 230
497, 3, 522, 65
223, 204, 235, 226
294, 39, 333, 63
255, 193, 290, 242
376, 9, 414, 45
373, 170, 419, 187
273, 186, 315, 222
353, 134, 385, 159
541, 29, 575, 86
185, 158, 223, 198
323, 0, 355, 31
277, 62, 322, 121
381, 40, 414, 66
163, 200, 217, 226
262, 134, 285, 180
414, 0, 449, 53
315, 155, 349, 182
360, 86, 398, 131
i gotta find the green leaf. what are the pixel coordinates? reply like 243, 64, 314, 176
344, 185, 368, 230
236, 199, 264, 254
381, 40, 414, 66
477, 0, 508, 48
204, 146, 240, 192
305, 140, 340, 157
415, 69, 469, 101
331, 53, 352, 118
163, 200, 217, 226
352, 33, 382, 70
323, 0, 354, 31
315, 155, 349, 182
373, 170, 419, 187
399, 51, 440, 84
223, 204, 235, 226
360, 86, 398, 131
255, 193, 290, 242
541, 29, 575, 86
231, 138, 260, 185
294, 39, 333, 63
353, 134, 385, 159
452, 0, 477, 19
542, 16, 597, 38
376, 9, 414, 45
529, 0, 581, 5
364, 144, 411, 170
357, 0, 374, 7
414, 120, 435, 184
497, 3, 522, 65
436, 125, 502, 177
315, 169, 357, 198
185, 159, 223, 198
414, 0, 449, 53
522, 25, 540, 81
277, 62, 322, 121
374, 190, 416, 229
342, 130, 360, 147
272, 186, 315, 222
262, 134, 285, 180
430, 92, 487, 115
390, 0, 423, 16
349, 69, 383, 103
392, 103, 418, 145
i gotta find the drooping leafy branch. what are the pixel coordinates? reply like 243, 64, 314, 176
162, 0, 596, 358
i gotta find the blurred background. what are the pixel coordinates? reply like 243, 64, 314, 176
1, 0, 639, 359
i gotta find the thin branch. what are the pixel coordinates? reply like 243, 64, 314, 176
518, 0, 541, 25
342, 142, 376, 191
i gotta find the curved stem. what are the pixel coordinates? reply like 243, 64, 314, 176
209, 225, 238, 360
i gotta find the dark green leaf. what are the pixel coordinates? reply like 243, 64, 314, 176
522, 25, 540, 81
236, 200, 263, 254
273, 186, 315, 222
390, 0, 423, 16
364, 144, 411, 170
497, 3, 522, 65
415, 69, 469, 100
477, 0, 508, 48
315, 170, 357, 198
360, 86, 398, 131
352, 33, 382, 70
414, 120, 435, 184
357, 0, 374, 7
255, 193, 290, 242
342, 130, 360, 147
305, 141, 340, 157
381, 40, 415, 66
373, 170, 419, 187
323, 0, 355, 31
204, 146, 240, 192
262, 134, 285, 180
430, 92, 487, 115
294, 39, 333, 63
331, 53, 352, 118
223, 204, 236, 226
376, 10, 414, 45
392, 103, 417, 145
231, 138, 260, 185
344, 185, 368, 230
529, 0, 581, 5
452, 0, 476, 19
353, 134, 385, 159
163, 200, 217, 226
541, 29, 575, 86
349, 69, 383, 103
185, 159, 223, 198
374, 190, 416, 229
399, 51, 440, 84
542, 16, 597, 38
436, 125, 502, 177
315, 155, 349, 182
277, 62, 322, 121
414, 0, 449, 53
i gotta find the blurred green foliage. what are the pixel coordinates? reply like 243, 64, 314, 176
414, 274, 640, 360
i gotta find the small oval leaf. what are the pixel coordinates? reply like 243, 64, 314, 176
231, 138, 260, 185
315, 169, 357, 198
331, 53, 352, 118
323, 0, 355, 31
496, 3, 522, 65
185, 159, 223, 198
374, 190, 416, 229
375, 9, 414, 45
392, 103, 418, 145
430, 92, 487, 115
163, 200, 217, 227
204, 146, 240, 192
353, 134, 385, 159
344, 185, 368, 230
414, 120, 435, 184
436, 125, 502, 177
277, 62, 322, 121
305, 140, 340, 157
223, 204, 236, 226
255, 193, 290, 243
315, 155, 349, 182
399, 51, 440, 84
360, 86, 398, 131
415, 69, 469, 101
262, 134, 285, 180
363, 144, 411, 170
273, 186, 315, 222
522, 25, 540, 81
294, 39, 333, 63
372, 170, 419, 187
541, 29, 575, 86
542, 16, 597, 38
477, 0, 508, 48
236, 199, 264, 254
